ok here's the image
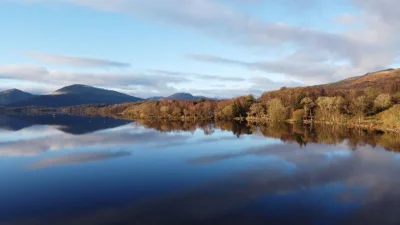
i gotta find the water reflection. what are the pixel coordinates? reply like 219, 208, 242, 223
27, 151, 132, 169
136, 119, 400, 152
0, 114, 130, 134
1, 115, 400, 225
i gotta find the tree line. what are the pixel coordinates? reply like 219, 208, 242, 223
71, 85, 400, 131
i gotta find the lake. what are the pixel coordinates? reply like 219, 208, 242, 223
1, 114, 400, 225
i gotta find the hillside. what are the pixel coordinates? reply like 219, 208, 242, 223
0, 89, 35, 105
9, 84, 142, 107
260, 68, 400, 103
320, 68, 400, 89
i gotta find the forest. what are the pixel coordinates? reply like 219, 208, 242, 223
60, 87, 400, 132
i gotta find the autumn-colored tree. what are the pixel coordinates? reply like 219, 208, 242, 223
232, 102, 241, 118
248, 103, 266, 118
301, 97, 315, 120
160, 105, 170, 118
316, 96, 345, 122
268, 98, 288, 122
172, 107, 182, 117
221, 105, 234, 119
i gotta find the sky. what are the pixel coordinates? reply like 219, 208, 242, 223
0, 0, 399, 98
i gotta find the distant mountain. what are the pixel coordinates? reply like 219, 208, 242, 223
164, 93, 200, 100
8, 84, 143, 107
149, 93, 218, 101
0, 89, 35, 105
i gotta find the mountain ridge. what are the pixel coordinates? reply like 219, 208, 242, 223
8, 84, 143, 107
148, 92, 218, 101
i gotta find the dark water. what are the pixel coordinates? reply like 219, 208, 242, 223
1, 115, 400, 225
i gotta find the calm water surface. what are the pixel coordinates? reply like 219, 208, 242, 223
1, 114, 400, 225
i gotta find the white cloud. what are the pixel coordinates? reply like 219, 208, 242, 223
189, 54, 340, 85
148, 69, 245, 82
182, 76, 301, 98
25, 52, 131, 68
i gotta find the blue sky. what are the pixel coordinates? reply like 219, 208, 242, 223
0, 0, 399, 98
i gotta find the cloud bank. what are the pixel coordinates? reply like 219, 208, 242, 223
25, 52, 131, 68
20, 0, 398, 76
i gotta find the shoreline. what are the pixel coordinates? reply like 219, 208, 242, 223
2, 109, 399, 134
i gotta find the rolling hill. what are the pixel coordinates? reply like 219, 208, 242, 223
319, 68, 400, 89
9, 84, 142, 107
260, 68, 400, 102
164, 93, 201, 100
0, 89, 35, 105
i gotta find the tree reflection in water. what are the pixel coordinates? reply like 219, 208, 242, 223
136, 120, 400, 152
